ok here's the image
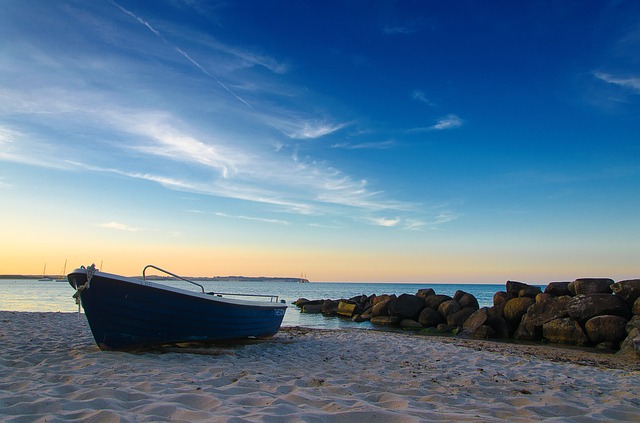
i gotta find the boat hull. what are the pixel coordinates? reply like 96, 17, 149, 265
68, 268, 287, 351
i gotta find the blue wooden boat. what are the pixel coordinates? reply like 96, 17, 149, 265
68, 264, 287, 351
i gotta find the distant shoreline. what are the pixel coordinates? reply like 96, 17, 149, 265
0, 274, 309, 283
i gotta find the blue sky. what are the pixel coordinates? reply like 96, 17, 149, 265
1, 1, 639, 282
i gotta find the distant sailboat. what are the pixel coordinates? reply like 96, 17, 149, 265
55, 260, 67, 282
38, 263, 53, 282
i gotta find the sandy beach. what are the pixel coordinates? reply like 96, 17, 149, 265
1, 311, 638, 422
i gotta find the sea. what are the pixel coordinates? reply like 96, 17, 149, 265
0, 278, 519, 330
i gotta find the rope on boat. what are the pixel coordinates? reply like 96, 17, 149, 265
72, 263, 96, 314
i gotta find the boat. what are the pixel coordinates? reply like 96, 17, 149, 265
55, 260, 67, 282
38, 263, 53, 281
68, 264, 287, 351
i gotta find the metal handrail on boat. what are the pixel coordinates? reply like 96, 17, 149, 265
143, 264, 205, 293
142, 264, 281, 302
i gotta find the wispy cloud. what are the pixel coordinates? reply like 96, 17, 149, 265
275, 119, 348, 140
331, 140, 395, 150
0, 177, 12, 189
214, 212, 290, 225
407, 114, 464, 133
368, 217, 401, 227
412, 90, 435, 106
98, 221, 143, 231
383, 26, 414, 35
594, 72, 640, 93
431, 114, 464, 130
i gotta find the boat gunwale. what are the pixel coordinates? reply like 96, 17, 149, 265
68, 268, 287, 309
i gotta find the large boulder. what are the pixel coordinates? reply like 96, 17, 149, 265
525, 294, 571, 326
543, 318, 589, 346
584, 315, 628, 346
503, 297, 535, 327
634, 297, 640, 315
438, 300, 461, 318
447, 307, 476, 327
610, 279, 640, 306
461, 307, 504, 339
371, 295, 396, 316
424, 294, 452, 310
617, 328, 640, 358
301, 303, 323, 314
371, 294, 392, 306
370, 315, 401, 326
572, 278, 614, 295
506, 280, 530, 296
457, 293, 480, 310
388, 294, 424, 320
418, 307, 444, 327
513, 314, 542, 341
322, 299, 340, 315
567, 294, 630, 323
463, 307, 491, 332
416, 288, 436, 299
336, 300, 357, 317
544, 282, 572, 297
493, 291, 512, 315
518, 285, 543, 299
627, 315, 640, 334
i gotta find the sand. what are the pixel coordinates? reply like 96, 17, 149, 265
0, 311, 638, 422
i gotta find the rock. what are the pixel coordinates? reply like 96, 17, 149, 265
301, 303, 323, 314
513, 314, 542, 341
544, 282, 572, 297
416, 288, 436, 299
572, 278, 614, 295
348, 295, 369, 306
463, 307, 490, 332
293, 298, 310, 307
626, 315, 640, 334
336, 300, 357, 317
352, 310, 371, 322
399, 319, 423, 329
493, 291, 512, 315
524, 294, 571, 326
321, 300, 339, 315
610, 279, 640, 306
372, 294, 394, 306
486, 311, 510, 339
543, 318, 589, 346
447, 307, 476, 327
438, 300, 461, 318
617, 328, 640, 358
634, 297, 640, 315
436, 323, 459, 334
387, 294, 424, 320
506, 280, 530, 295
418, 307, 444, 327
584, 315, 628, 346
567, 294, 630, 323
371, 295, 396, 316
568, 281, 576, 296
518, 286, 543, 299
503, 297, 535, 327
370, 315, 401, 326
424, 294, 453, 310
457, 293, 480, 310
470, 325, 496, 339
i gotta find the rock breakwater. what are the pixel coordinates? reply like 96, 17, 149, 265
294, 278, 640, 358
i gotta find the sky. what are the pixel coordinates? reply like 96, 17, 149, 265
1, 1, 639, 283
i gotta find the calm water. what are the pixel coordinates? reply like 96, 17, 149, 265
0, 279, 514, 329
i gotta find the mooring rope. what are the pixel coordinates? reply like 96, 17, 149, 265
73, 263, 96, 314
